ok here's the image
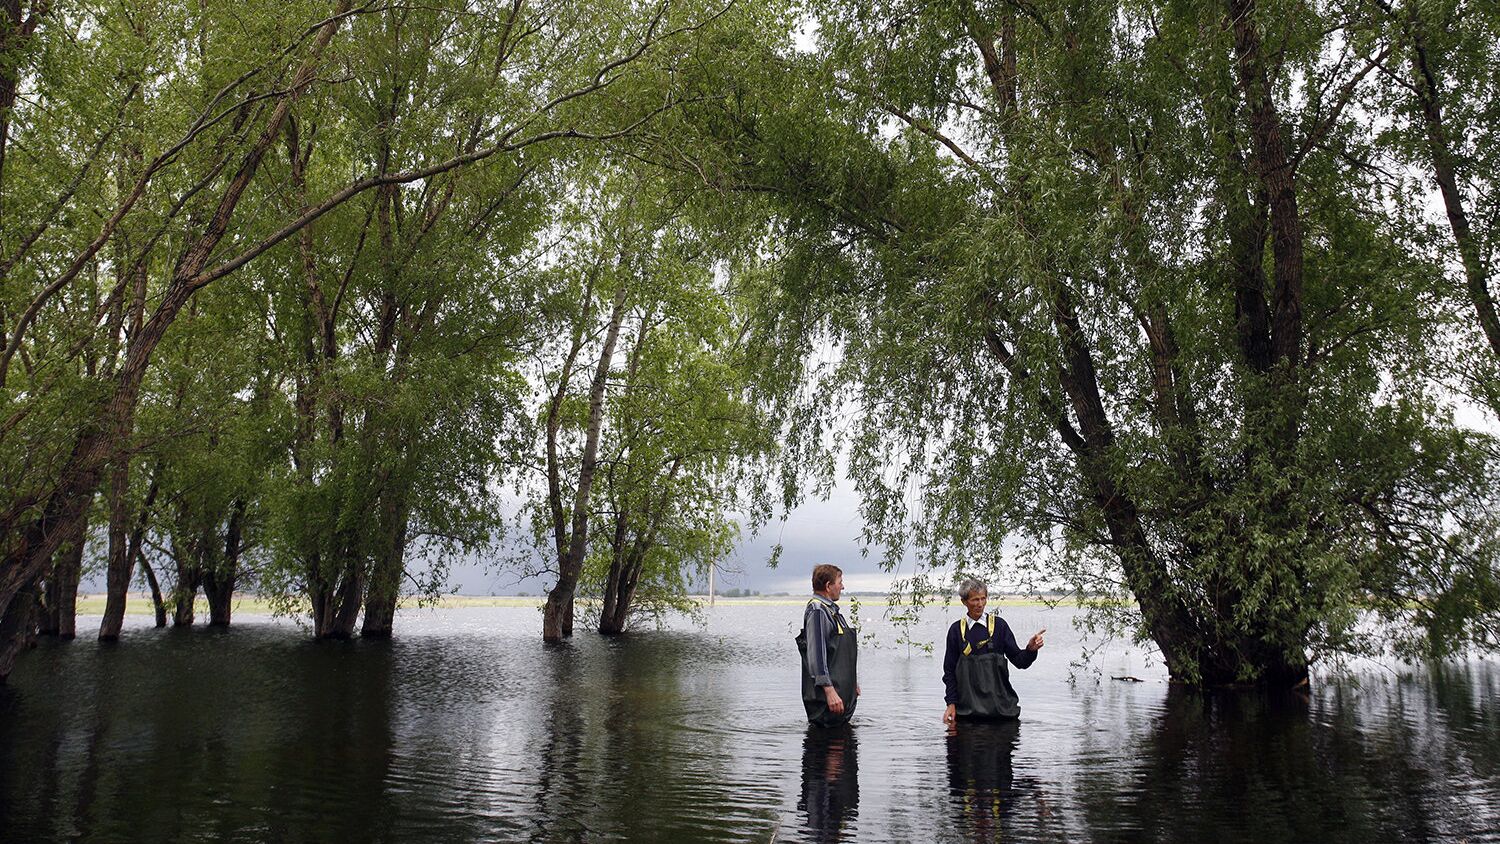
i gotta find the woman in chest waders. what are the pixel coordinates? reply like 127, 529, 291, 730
941, 579, 1044, 726
797, 564, 861, 727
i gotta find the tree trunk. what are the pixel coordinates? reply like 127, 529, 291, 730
203, 497, 245, 627
597, 556, 641, 636
360, 505, 409, 639
40, 509, 87, 638
543, 282, 630, 642
0, 580, 40, 678
171, 531, 209, 627
311, 554, 364, 639
598, 514, 632, 635
171, 572, 198, 626
1403, 5, 1500, 361
598, 457, 682, 636
140, 553, 167, 628
98, 455, 134, 641
1227, 0, 1304, 370
542, 593, 576, 641
202, 569, 234, 627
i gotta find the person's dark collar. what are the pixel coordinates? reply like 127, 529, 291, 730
812, 593, 838, 609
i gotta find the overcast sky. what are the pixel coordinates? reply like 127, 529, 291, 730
451, 481, 892, 596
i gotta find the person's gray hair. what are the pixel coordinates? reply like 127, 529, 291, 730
957, 579, 988, 601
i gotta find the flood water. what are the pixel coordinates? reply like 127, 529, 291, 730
1, 604, 1497, 842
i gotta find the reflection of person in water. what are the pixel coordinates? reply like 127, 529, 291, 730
946, 719, 1020, 841
796, 564, 860, 726
799, 724, 859, 842
942, 579, 1044, 726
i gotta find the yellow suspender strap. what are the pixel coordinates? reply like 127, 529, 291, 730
809, 599, 845, 634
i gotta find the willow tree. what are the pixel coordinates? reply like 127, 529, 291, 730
0, 0, 371, 670
0, 0, 734, 671
666, 0, 1499, 684
520, 164, 765, 640
140, 288, 281, 628
250, 2, 547, 640
586, 218, 774, 634
243, 0, 733, 640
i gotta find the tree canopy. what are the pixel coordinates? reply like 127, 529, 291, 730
0, 0, 1495, 687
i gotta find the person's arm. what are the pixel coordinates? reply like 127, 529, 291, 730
804, 603, 833, 686
942, 622, 962, 703
942, 621, 961, 725
998, 618, 1038, 669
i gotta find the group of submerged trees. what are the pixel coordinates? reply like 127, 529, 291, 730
0, 0, 1497, 687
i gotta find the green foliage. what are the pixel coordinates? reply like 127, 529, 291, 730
0, 0, 766, 643
672, 0, 1500, 680
3, 0, 1494, 673
514, 163, 780, 631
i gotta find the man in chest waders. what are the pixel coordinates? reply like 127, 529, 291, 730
797, 564, 861, 727
941, 579, 1044, 727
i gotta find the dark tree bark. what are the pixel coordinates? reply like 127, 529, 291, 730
170, 532, 205, 627
311, 552, 364, 639
1227, 0, 1304, 373
99, 457, 161, 637
140, 552, 167, 628
39, 507, 86, 638
0, 580, 39, 677
203, 497, 245, 627
1399, 3, 1500, 360
98, 451, 135, 641
360, 502, 409, 639
598, 458, 682, 635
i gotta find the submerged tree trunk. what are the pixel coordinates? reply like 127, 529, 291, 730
360, 503, 409, 639
171, 550, 200, 627
598, 457, 682, 636
203, 497, 245, 627
40, 510, 88, 638
140, 553, 167, 629
202, 569, 234, 627
598, 514, 634, 636
0, 582, 40, 677
98, 454, 135, 641
597, 558, 641, 636
311, 552, 364, 639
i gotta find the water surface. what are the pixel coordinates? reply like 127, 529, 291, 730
2, 605, 1496, 842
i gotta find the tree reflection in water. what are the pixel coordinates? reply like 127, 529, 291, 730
1074, 672, 1500, 842
800, 724, 859, 842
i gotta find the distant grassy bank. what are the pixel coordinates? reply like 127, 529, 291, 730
71, 592, 1054, 616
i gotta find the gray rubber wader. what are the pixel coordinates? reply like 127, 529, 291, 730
796, 610, 858, 727
956, 647, 1020, 720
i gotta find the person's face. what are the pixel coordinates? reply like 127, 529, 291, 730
963, 590, 988, 618
826, 574, 844, 601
